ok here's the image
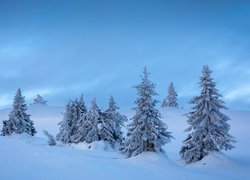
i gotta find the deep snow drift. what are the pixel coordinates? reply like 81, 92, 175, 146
0, 105, 249, 180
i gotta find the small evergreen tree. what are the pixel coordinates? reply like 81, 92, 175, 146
1, 89, 36, 136
162, 82, 178, 108
33, 94, 47, 105
121, 67, 173, 158
43, 130, 56, 146
103, 96, 127, 145
56, 101, 74, 143
1, 120, 14, 136
180, 65, 235, 164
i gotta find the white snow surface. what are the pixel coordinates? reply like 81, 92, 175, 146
0, 105, 249, 180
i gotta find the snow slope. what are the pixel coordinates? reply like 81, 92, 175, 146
0, 105, 249, 180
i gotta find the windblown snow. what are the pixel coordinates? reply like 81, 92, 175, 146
0, 105, 249, 180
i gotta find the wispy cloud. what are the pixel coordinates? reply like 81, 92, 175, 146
0, 73, 117, 108
225, 85, 250, 102
214, 59, 234, 73
24, 88, 63, 101
0, 94, 13, 108
0, 39, 34, 60
0, 70, 20, 79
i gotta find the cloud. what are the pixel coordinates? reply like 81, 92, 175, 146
0, 70, 20, 79
0, 73, 117, 108
0, 88, 63, 108
24, 88, 63, 101
225, 85, 250, 102
0, 94, 13, 108
0, 46, 28, 58
0, 39, 34, 60
214, 60, 234, 73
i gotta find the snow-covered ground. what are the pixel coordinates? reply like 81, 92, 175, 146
0, 105, 249, 180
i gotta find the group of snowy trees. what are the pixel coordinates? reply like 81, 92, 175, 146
56, 95, 127, 147
56, 67, 173, 157
0, 65, 235, 164
56, 66, 235, 162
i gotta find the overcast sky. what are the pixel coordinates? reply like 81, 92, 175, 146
0, 0, 250, 110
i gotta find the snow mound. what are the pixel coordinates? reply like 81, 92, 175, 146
3, 133, 47, 146
126, 152, 175, 170
89, 141, 110, 151
190, 151, 236, 168
71, 141, 115, 152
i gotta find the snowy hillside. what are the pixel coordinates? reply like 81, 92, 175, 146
0, 105, 249, 180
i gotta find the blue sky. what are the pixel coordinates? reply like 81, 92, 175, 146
0, 0, 250, 110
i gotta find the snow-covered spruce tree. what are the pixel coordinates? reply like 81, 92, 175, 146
77, 99, 103, 143
162, 82, 178, 108
57, 95, 87, 144
102, 96, 128, 146
121, 67, 173, 158
78, 94, 87, 118
69, 100, 78, 141
1, 89, 36, 136
1, 120, 14, 136
56, 101, 74, 143
33, 94, 47, 105
180, 65, 235, 164
70, 95, 87, 143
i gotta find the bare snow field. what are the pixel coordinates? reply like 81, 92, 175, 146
0, 105, 249, 180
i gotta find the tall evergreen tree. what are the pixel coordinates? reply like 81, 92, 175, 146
162, 82, 178, 108
78, 99, 103, 143
1, 88, 36, 136
69, 100, 79, 141
102, 96, 128, 146
121, 67, 173, 158
180, 65, 235, 164
57, 95, 87, 144
71, 95, 87, 143
56, 101, 74, 143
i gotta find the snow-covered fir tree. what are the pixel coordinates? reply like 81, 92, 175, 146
77, 99, 103, 143
78, 94, 87, 118
1, 120, 14, 136
1, 88, 36, 136
162, 82, 178, 108
33, 94, 47, 105
102, 96, 128, 146
180, 65, 235, 164
56, 101, 74, 143
121, 67, 173, 158
70, 95, 87, 143
69, 100, 78, 141
57, 95, 87, 144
